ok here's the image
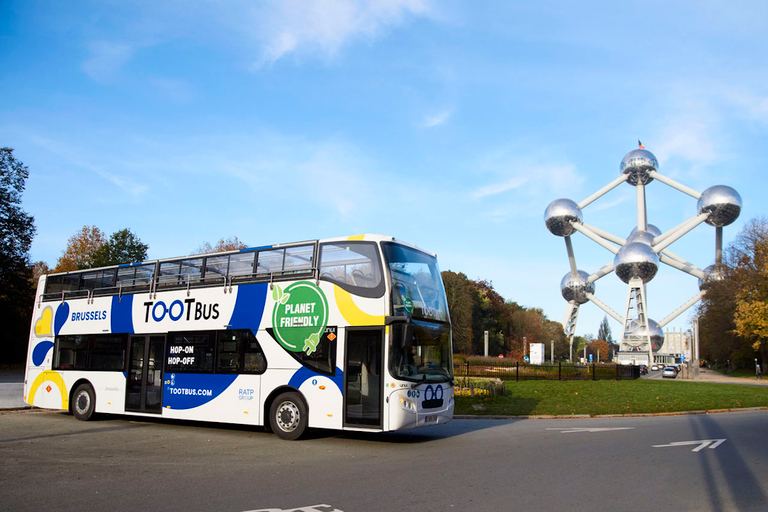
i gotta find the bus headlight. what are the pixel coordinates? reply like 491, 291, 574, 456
398, 396, 416, 411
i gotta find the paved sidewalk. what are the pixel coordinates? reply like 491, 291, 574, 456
689, 367, 768, 386
0, 370, 27, 409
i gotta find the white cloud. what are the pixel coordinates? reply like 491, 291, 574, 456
250, 0, 435, 67
77, 1, 438, 77
654, 118, 719, 168
720, 87, 768, 124
472, 176, 527, 199
213, 135, 385, 219
148, 78, 195, 104
24, 132, 149, 198
82, 41, 139, 82
421, 109, 453, 128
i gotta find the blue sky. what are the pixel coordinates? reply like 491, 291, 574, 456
3, 0, 768, 340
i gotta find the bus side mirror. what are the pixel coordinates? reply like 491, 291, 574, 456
385, 315, 414, 348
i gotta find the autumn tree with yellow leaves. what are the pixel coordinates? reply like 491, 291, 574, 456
731, 218, 768, 360
699, 217, 768, 369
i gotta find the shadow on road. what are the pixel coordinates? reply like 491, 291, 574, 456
305, 417, 517, 444
689, 414, 766, 512
17, 409, 515, 445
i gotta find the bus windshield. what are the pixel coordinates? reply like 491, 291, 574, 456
382, 242, 449, 323
382, 242, 452, 383
388, 319, 453, 383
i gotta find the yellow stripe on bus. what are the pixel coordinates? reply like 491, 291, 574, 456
346, 235, 366, 241
29, 370, 69, 409
334, 286, 385, 326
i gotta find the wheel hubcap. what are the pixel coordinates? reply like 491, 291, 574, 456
76, 392, 90, 414
276, 401, 300, 432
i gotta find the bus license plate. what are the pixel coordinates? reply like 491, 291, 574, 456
424, 415, 437, 424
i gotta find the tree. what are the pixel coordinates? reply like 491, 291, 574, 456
698, 276, 745, 368
588, 339, 610, 362
698, 217, 768, 369
544, 319, 570, 361
597, 315, 617, 361
0, 148, 36, 364
53, 225, 106, 271
730, 217, 768, 365
193, 236, 248, 255
0, 148, 35, 284
92, 228, 149, 267
572, 335, 589, 359
441, 270, 474, 354
597, 316, 614, 345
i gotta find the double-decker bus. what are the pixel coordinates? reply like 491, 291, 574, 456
24, 235, 453, 439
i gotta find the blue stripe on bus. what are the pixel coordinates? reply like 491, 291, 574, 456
162, 373, 238, 410
32, 341, 54, 367
54, 302, 69, 335
288, 366, 344, 394
239, 245, 271, 252
111, 295, 135, 334
227, 282, 268, 332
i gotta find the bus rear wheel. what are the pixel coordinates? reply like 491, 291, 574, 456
269, 392, 307, 440
71, 383, 96, 421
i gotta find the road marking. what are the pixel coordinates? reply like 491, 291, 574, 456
546, 427, 635, 433
243, 506, 342, 512
653, 439, 726, 452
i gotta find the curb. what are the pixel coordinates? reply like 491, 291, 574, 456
454, 406, 768, 420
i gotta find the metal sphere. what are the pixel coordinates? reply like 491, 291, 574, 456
544, 198, 582, 237
626, 319, 664, 352
627, 224, 662, 245
698, 264, 725, 291
560, 270, 594, 304
698, 185, 742, 227
620, 149, 658, 186
614, 242, 659, 284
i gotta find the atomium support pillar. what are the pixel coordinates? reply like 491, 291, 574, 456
617, 277, 659, 366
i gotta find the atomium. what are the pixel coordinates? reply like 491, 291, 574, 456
625, 319, 664, 352
560, 270, 594, 304
619, 148, 658, 186
546, 143, 741, 366
698, 264, 725, 291
627, 225, 661, 245
698, 185, 742, 227
544, 198, 582, 237
614, 242, 660, 284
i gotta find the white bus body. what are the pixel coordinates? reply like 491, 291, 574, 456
24, 235, 454, 439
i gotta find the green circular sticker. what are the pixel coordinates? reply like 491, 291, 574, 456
272, 281, 329, 354
403, 296, 414, 314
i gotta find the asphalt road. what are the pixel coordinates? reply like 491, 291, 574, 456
1, 409, 766, 512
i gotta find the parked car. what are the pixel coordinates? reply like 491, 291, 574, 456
651, 364, 660, 371
639, 365, 648, 375
662, 366, 677, 378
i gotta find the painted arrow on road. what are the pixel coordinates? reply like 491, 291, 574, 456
546, 427, 635, 433
653, 439, 726, 452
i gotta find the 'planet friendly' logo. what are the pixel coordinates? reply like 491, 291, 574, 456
272, 281, 329, 355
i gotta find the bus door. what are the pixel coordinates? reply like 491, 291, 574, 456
344, 328, 383, 427
126, 335, 165, 413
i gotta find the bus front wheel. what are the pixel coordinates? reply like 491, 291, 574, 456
270, 392, 307, 440
71, 383, 96, 421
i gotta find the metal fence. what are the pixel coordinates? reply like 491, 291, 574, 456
455, 361, 641, 381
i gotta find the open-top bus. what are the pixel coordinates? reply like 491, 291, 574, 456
24, 234, 453, 439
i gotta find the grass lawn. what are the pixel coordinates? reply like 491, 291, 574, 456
454, 379, 768, 416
